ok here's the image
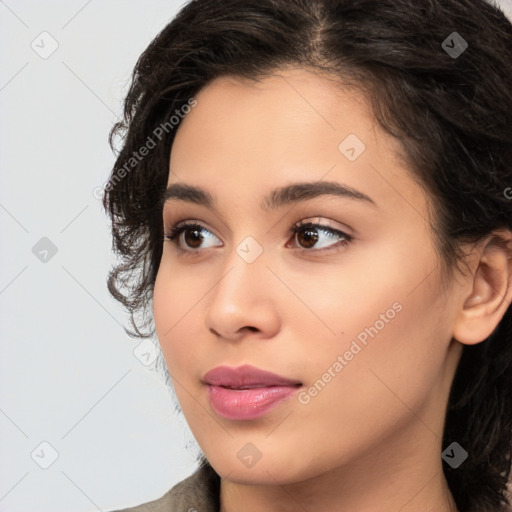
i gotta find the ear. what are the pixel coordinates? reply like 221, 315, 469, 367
453, 229, 512, 346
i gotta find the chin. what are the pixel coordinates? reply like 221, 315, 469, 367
207, 448, 320, 486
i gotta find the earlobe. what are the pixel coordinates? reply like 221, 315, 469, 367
453, 230, 512, 346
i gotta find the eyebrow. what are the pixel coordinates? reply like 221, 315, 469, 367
161, 180, 376, 212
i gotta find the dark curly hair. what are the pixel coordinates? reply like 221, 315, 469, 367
102, 0, 512, 510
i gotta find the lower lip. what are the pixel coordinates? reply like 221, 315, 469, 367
207, 385, 300, 420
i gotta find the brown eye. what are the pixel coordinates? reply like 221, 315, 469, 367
289, 221, 352, 251
183, 227, 204, 248
164, 222, 222, 251
296, 227, 319, 248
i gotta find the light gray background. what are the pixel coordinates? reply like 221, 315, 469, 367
1, 2, 198, 512
1, 1, 512, 511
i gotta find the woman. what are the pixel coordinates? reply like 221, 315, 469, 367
103, 0, 512, 510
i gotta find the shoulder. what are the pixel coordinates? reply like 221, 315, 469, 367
110, 462, 220, 512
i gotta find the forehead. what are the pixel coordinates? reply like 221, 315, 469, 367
172, 69, 376, 163
168, 68, 428, 223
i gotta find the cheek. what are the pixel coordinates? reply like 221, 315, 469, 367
152, 260, 202, 372
302, 272, 450, 426
294, 240, 451, 419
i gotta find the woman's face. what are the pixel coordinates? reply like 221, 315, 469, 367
153, 68, 463, 484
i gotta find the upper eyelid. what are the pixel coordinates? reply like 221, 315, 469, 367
292, 218, 352, 234
165, 220, 221, 243
164, 216, 353, 236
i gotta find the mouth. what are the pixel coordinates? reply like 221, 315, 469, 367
202, 365, 302, 420
202, 364, 302, 388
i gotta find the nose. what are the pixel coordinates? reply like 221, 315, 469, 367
204, 249, 281, 342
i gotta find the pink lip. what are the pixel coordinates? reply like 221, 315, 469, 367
203, 365, 302, 420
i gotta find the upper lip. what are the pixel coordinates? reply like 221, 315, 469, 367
202, 364, 302, 389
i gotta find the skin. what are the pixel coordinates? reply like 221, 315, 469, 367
152, 68, 512, 512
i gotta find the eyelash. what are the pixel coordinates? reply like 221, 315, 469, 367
163, 220, 352, 256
